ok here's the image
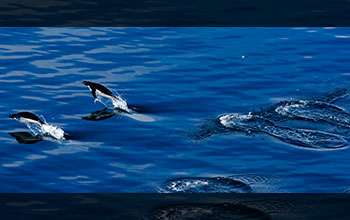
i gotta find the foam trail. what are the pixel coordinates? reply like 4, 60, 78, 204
263, 125, 347, 149
316, 88, 349, 103
275, 100, 350, 128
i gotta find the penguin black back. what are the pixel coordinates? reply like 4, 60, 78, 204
9, 112, 45, 125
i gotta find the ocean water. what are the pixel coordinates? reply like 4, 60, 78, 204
0, 27, 350, 192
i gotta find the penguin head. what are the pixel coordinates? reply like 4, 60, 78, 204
9, 113, 18, 120
82, 80, 91, 86
82, 80, 94, 92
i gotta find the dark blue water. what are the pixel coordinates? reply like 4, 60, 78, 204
1, 27, 350, 192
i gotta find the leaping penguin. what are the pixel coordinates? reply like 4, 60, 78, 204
82, 80, 155, 122
9, 111, 68, 140
82, 80, 130, 112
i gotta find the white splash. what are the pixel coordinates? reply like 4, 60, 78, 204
219, 112, 253, 127
94, 89, 130, 113
41, 124, 65, 140
112, 96, 130, 112
25, 116, 65, 140
275, 100, 307, 116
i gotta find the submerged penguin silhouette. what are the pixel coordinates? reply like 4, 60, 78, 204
82, 80, 155, 122
8, 111, 67, 141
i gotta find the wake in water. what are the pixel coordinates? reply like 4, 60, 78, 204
195, 89, 350, 150
158, 175, 283, 193
219, 113, 347, 149
274, 100, 350, 128
270, 88, 350, 127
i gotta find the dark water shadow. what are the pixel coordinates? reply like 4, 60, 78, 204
8, 132, 42, 144
82, 108, 122, 121
8, 132, 73, 144
1, 194, 349, 219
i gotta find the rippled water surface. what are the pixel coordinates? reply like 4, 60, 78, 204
1, 27, 350, 192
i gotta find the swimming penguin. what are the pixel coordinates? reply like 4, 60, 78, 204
82, 80, 130, 112
9, 112, 45, 125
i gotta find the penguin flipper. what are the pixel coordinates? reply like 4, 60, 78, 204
91, 88, 97, 98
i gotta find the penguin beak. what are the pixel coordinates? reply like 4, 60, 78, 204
82, 80, 88, 86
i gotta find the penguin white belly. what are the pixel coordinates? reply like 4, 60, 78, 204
96, 89, 113, 100
19, 117, 42, 125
